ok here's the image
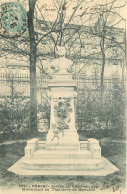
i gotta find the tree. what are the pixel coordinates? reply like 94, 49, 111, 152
0, 0, 90, 134
27, 0, 37, 134
0, 68, 30, 138
27, 0, 90, 133
89, 0, 126, 89
0, 0, 125, 134
35, 0, 125, 81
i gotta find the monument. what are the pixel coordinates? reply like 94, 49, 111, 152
8, 46, 119, 176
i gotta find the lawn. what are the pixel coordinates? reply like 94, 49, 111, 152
0, 136, 126, 193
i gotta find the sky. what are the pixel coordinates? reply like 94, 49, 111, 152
0, 0, 126, 29
0, 0, 126, 71
35, 0, 126, 28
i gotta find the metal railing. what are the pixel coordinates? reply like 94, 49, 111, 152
0, 73, 126, 97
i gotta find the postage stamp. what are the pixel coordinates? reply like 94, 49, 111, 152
0, 1, 27, 38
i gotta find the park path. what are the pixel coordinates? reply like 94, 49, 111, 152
0, 139, 28, 146
0, 138, 126, 146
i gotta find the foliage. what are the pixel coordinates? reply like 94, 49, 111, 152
76, 82, 126, 139
0, 92, 30, 140
51, 97, 72, 139
0, 0, 125, 135
37, 94, 50, 131
0, 80, 125, 141
36, 82, 126, 140
54, 98, 72, 119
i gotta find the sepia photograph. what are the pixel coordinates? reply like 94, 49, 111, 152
0, 0, 126, 193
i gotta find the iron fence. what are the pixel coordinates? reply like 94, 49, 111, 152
0, 73, 126, 133
0, 73, 126, 97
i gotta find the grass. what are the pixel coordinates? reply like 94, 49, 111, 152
0, 137, 126, 192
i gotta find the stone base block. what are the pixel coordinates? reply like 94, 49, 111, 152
37, 141, 89, 151
46, 130, 79, 144
8, 138, 119, 176
45, 144, 80, 150
8, 157, 119, 176
37, 141, 46, 149
25, 138, 39, 158
33, 150, 93, 159
21, 158, 104, 170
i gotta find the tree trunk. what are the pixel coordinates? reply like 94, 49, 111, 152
100, 36, 105, 90
101, 51, 105, 90
27, 0, 37, 134
121, 62, 125, 88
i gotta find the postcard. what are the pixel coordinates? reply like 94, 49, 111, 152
0, 0, 126, 194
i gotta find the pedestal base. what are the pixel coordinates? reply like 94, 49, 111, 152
8, 157, 119, 176
8, 138, 119, 176
46, 130, 79, 144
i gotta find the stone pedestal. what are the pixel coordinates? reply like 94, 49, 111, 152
25, 138, 38, 159
46, 72, 79, 145
8, 71, 119, 176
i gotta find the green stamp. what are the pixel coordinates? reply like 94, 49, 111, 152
0, 2, 27, 37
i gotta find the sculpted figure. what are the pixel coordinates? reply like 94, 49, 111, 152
50, 46, 73, 74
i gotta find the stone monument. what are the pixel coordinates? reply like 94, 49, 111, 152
46, 46, 79, 146
8, 46, 119, 176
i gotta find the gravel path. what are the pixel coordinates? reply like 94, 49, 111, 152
0, 138, 126, 146
0, 139, 28, 146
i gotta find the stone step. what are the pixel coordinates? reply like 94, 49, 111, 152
22, 158, 105, 170
37, 141, 89, 150
37, 141, 88, 150
46, 145, 80, 150
33, 150, 93, 159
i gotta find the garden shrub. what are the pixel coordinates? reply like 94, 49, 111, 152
75, 82, 126, 139
0, 81, 125, 142
37, 92, 50, 131
0, 92, 30, 141
36, 82, 126, 140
